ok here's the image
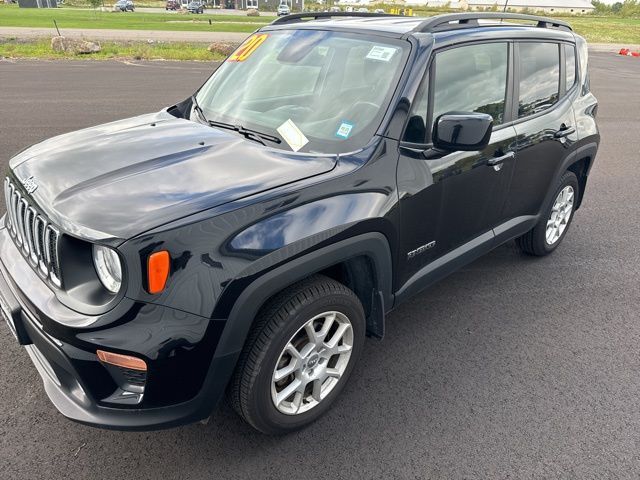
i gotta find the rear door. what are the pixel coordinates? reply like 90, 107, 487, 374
502, 41, 578, 220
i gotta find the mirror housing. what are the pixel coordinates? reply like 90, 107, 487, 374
432, 112, 493, 152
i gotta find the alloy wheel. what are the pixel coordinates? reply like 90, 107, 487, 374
271, 311, 353, 415
546, 185, 575, 245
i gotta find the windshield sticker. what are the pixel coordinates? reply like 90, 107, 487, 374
366, 45, 397, 62
277, 119, 309, 152
228, 33, 268, 62
336, 121, 354, 139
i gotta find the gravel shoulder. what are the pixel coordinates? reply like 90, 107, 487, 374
0, 26, 250, 43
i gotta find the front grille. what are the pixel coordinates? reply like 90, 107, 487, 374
4, 177, 62, 288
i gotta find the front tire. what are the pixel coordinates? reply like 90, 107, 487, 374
228, 275, 365, 434
516, 170, 579, 256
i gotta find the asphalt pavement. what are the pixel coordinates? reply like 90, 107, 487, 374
0, 53, 639, 479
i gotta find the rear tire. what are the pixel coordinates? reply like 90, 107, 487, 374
228, 275, 365, 434
516, 170, 579, 256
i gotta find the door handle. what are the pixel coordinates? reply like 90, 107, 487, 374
554, 124, 576, 138
487, 151, 515, 166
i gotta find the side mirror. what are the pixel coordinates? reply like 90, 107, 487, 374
432, 112, 494, 152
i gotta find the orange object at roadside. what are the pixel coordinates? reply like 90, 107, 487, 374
619, 48, 640, 57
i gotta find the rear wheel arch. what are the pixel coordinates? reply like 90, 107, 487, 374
567, 155, 591, 209
541, 142, 597, 215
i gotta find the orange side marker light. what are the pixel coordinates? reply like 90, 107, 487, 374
147, 250, 170, 295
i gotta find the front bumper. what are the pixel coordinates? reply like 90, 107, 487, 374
17, 312, 237, 430
0, 225, 237, 430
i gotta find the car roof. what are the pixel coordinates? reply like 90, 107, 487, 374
267, 16, 426, 35
265, 13, 575, 42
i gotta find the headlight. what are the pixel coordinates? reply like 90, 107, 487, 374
93, 245, 122, 294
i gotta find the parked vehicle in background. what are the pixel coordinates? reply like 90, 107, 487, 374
187, 0, 204, 12
329, 6, 340, 11
357, 7, 368, 12
374, 8, 385, 13
0, 12, 599, 435
277, 3, 290, 15
113, 0, 134, 11
166, 0, 180, 10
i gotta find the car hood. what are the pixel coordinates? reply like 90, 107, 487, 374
9, 110, 337, 242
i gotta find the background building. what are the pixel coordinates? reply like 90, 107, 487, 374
353, 0, 594, 13
231, 0, 303, 10
459, 0, 595, 14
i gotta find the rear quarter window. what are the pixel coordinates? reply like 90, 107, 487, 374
565, 44, 577, 90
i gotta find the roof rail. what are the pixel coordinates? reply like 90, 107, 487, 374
270, 11, 402, 25
413, 12, 572, 32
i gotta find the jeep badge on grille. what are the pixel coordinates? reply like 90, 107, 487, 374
21, 176, 38, 194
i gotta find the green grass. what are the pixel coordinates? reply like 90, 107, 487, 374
0, 4, 269, 33
0, 4, 638, 43
568, 16, 640, 44
0, 37, 226, 60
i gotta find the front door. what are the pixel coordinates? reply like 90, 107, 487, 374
397, 41, 517, 291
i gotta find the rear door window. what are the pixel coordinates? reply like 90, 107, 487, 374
517, 43, 560, 118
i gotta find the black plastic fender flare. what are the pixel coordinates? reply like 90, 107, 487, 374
214, 231, 394, 359
543, 141, 598, 211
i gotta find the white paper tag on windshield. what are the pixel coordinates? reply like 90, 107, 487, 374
277, 119, 308, 152
366, 45, 397, 62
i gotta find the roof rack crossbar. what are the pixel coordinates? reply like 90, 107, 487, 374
413, 12, 572, 33
270, 12, 402, 26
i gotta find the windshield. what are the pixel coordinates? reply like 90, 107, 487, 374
195, 30, 409, 154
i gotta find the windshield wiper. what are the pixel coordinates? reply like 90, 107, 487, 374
208, 120, 281, 146
191, 95, 208, 124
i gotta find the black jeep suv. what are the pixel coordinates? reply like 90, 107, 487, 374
1, 12, 599, 434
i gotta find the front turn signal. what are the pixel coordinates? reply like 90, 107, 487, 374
147, 250, 170, 294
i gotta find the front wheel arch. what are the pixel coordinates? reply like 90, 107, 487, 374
213, 232, 393, 360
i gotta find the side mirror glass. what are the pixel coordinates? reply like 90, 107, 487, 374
432, 112, 494, 152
